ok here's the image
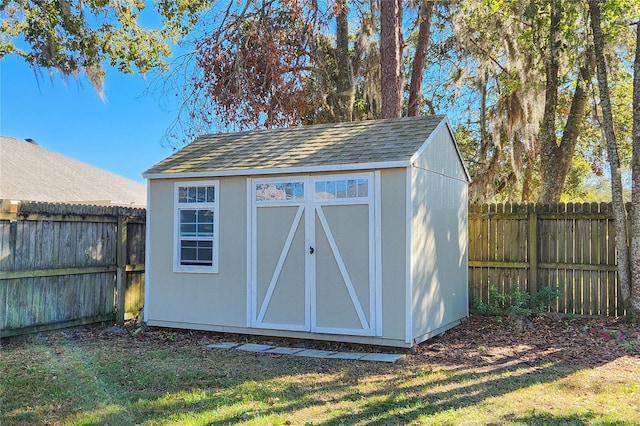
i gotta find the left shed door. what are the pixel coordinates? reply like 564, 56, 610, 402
250, 179, 309, 331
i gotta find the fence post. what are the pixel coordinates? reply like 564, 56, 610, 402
116, 215, 128, 325
528, 207, 538, 298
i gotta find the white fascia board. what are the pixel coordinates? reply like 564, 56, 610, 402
143, 160, 410, 180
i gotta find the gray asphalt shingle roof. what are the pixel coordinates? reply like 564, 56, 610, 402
144, 115, 447, 177
1, 136, 146, 206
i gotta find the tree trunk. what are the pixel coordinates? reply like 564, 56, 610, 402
407, 0, 433, 117
538, 2, 593, 203
588, 0, 633, 311
468, 74, 505, 202
538, 2, 561, 202
629, 20, 640, 315
335, 0, 354, 122
380, 0, 403, 118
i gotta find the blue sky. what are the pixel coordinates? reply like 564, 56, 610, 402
1, 55, 178, 184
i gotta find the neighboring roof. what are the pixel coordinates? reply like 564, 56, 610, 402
144, 115, 467, 179
0, 136, 146, 207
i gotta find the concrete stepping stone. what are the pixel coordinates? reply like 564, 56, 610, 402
293, 349, 337, 358
206, 342, 241, 349
236, 343, 274, 352
205, 341, 405, 363
265, 347, 305, 355
326, 352, 368, 360
360, 353, 405, 363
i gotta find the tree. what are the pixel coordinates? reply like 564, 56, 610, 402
0, 0, 209, 98
538, 1, 594, 203
334, 0, 355, 122
632, 17, 640, 317
380, 0, 403, 118
588, 0, 639, 316
407, 0, 434, 117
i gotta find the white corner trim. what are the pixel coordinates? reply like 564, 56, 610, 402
374, 170, 383, 336
405, 168, 413, 345
246, 178, 253, 327
143, 182, 151, 322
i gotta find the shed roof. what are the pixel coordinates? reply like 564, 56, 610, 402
0, 136, 147, 207
144, 115, 465, 178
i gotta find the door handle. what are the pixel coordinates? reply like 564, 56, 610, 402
309, 246, 315, 255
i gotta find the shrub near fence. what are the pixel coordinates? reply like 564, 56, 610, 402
469, 202, 630, 317
0, 200, 145, 338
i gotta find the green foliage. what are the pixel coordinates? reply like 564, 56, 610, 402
0, 0, 211, 96
473, 285, 561, 317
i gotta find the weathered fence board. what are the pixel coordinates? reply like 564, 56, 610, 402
469, 202, 631, 316
0, 200, 145, 338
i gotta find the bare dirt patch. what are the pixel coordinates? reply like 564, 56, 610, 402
414, 314, 640, 369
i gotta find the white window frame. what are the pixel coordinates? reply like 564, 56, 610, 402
173, 180, 220, 273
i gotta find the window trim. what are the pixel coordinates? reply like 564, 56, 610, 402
173, 180, 220, 273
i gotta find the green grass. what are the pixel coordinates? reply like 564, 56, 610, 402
1, 331, 639, 425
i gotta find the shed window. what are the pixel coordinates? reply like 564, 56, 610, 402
315, 178, 368, 200
174, 181, 219, 273
255, 181, 305, 202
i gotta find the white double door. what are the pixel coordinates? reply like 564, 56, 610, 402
249, 174, 378, 336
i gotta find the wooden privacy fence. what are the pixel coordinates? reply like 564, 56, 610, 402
0, 200, 145, 338
2, 199, 630, 338
469, 202, 630, 316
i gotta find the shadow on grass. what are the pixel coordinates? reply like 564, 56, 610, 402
89, 349, 631, 424
1, 321, 637, 425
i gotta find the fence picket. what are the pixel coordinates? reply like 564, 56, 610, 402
1, 201, 146, 338
469, 202, 626, 317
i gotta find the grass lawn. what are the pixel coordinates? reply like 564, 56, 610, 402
1, 315, 639, 425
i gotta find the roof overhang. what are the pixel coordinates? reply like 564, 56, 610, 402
143, 160, 411, 180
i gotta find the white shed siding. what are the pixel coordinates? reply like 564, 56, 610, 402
146, 177, 249, 328
410, 124, 469, 343
412, 122, 469, 182
410, 168, 468, 342
379, 168, 408, 341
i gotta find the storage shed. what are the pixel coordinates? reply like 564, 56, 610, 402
143, 115, 470, 348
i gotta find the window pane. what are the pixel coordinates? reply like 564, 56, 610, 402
180, 210, 196, 223
196, 187, 206, 202
206, 186, 215, 202
179, 187, 188, 203
180, 224, 196, 236
197, 223, 214, 236
187, 187, 197, 202
358, 179, 368, 197
197, 209, 213, 222
345, 180, 357, 197
315, 179, 368, 199
181, 240, 213, 266
181, 244, 197, 261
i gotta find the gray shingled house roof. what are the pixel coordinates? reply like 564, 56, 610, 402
144, 115, 455, 178
1, 136, 146, 207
